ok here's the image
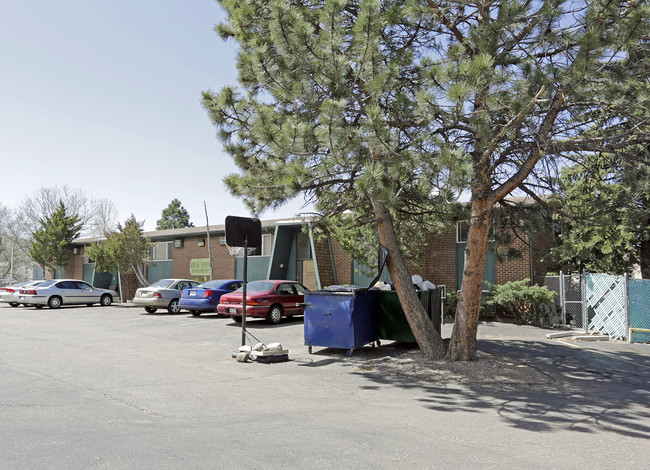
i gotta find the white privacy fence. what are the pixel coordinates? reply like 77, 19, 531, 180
536, 272, 650, 343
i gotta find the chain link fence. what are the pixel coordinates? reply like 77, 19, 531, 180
536, 272, 585, 329
537, 272, 650, 343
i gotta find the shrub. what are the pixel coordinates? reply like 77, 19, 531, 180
487, 279, 557, 325
444, 289, 496, 321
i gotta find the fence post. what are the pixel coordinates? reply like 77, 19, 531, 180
581, 270, 588, 334
624, 273, 630, 342
560, 271, 566, 329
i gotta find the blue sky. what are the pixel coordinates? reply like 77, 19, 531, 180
0, 0, 311, 231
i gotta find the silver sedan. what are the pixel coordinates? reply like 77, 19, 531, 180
0, 280, 46, 307
133, 278, 199, 314
17, 279, 118, 309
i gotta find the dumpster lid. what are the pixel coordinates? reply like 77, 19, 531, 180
309, 285, 371, 295
322, 285, 368, 293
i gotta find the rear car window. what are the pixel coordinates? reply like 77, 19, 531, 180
149, 279, 174, 288
238, 281, 274, 293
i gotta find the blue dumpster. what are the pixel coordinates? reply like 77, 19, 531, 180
304, 286, 379, 354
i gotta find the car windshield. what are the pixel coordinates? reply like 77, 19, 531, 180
235, 281, 275, 293
148, 279, 174, 288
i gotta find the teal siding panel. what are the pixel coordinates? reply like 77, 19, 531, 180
82, 264, 113, 288
456, 242, 496, 290
83, 264, 95, 284
352, 261, 392, 287
268, 225, 297, 279
236, 257, 270, 282
147, 261, 173, 284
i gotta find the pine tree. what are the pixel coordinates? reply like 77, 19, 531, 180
203, 0, 650, 360
30, 201, 82, 277
85, 215, 151, 287
550, 150, 650, 277
156, 199, 194, 230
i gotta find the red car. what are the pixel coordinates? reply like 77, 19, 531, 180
217, 280, 309, 324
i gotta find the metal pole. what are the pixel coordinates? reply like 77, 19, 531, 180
117, 270, 123, 303
560, 271, 566, 328
624, 273, 629, 342
581, 270, 588, 334
204, 201, 213, 280
9, 244, 14, 284
241, 239, 248, 347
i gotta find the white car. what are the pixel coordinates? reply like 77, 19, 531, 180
133, 278, 199, 314
0, 280, 46, 307
17, 279, 117, 309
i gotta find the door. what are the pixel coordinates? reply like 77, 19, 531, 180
76, 281, 101, 303
55, 280, 82, 304
275, 282, 303, 316
301, 260, 318, 291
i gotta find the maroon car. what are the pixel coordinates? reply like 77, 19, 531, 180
217, 280, 309, 324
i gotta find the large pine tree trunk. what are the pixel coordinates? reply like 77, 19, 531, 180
372, 200, 447, 360
446, 196, 493, 361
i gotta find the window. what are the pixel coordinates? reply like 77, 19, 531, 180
151, 242, 174, 261
457, 221, 469, 243
296, 232, 311, 259
56, 281, 78, 289
234, 233, 272, 257
262, 233, 272, 256
293, 283, 308, 295
276, 283, 295, 295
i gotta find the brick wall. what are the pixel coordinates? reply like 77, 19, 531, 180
330, 237, 353, 285
313, 237, 336, 287
495, 232, 531, 285
64, 247, 83, 280
171, 235, 236, 281
121, 271, 139, 301
415, 231, 458, 291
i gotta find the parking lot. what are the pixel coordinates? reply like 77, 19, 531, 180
1, 303, 649, 469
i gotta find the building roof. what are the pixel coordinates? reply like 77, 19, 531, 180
72, 217, 314, 246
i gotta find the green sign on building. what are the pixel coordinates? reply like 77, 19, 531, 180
190, 258, 211, 276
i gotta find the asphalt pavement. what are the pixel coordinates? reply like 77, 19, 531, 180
1, 303, 648, 469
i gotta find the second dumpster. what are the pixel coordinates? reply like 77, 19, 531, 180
304, 285, 379, 355
377, 288, 442, 343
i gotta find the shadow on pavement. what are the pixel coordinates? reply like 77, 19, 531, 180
307, 338, 650, 439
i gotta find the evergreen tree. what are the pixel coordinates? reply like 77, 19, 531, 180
29, 201, 82, 277
550, 150, 650, 277
85, 215, 151, 287
203, 0, 650, 360
156, 199, 194, 230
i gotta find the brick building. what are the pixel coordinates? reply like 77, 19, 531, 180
65, 214, 553, 301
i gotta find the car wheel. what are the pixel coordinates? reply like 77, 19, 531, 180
48, 296, 62, 309
100, 294, 112, 306
231, 315, 242, 322
167, 299, 180, 314
145, 306, 157, 314
266, 305, 283, 325
191, 311, 201, 317
9, 302, 19, 307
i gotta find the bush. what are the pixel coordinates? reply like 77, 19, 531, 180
444, 289, 496, 321
487, 279, 557, 325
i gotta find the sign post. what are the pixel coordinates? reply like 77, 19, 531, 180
225, 216, 262, 347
